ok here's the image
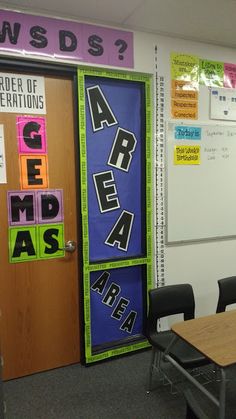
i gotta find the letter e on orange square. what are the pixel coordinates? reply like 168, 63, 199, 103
19, 155, 49, 189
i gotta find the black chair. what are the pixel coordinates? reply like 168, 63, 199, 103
184, 389, 210, 419
146, 284, 209, 392
216, 276, 236, 313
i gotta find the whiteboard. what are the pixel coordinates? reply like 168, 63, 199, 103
166, 122, 236, 243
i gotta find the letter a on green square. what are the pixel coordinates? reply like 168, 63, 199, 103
9, 226, 38, 263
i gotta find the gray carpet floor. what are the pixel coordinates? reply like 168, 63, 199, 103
3, 349, 236, 419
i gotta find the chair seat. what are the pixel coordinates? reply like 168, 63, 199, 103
149, 330, 208, 369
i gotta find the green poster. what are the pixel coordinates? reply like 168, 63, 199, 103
171, 52, 199, 82
199, 59, 224, 86
9, 226, 38, 263
37, 223, 65, 259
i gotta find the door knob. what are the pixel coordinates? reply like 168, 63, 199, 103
61, 240, 76, 253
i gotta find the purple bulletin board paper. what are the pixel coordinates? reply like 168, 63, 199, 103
0, 10, 134, 68
90, 265, 144, 347
17, 116, 47, 154
85, 76, 145, 261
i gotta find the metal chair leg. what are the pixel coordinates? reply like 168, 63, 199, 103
147, 347, 156, 393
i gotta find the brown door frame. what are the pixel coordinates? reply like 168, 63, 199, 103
0, 56, 85, 364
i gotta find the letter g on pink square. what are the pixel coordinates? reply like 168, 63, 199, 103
17, 116, 47, 154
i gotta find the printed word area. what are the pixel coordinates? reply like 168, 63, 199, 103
87, 85, 137, 253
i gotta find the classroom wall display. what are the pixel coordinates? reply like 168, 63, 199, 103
78, 67, 152, 363
170, 52, 236, 122
17, 116, 47, 154
90, 265, 145, 351
0, 124, 6, 183
167, 122, 236, 242
0, 73, 46, 114
9, 223, 64, 263
7, 189, 65, 262
199, 59, 224, 87
6, 104, 65, 263
85, 76, 146, 261
210, 87, 236, 121
19, 154, 49, 189
170, 53, 199, 119
224, 63, 236, 88
0, 10, 133, 68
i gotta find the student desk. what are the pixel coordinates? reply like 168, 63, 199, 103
164, 310, 236, 419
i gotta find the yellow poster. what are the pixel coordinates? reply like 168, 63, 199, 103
174, 145, 200, 165
171, 53, 199, 82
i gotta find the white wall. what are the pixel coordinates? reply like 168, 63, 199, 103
133, 30, 236, 317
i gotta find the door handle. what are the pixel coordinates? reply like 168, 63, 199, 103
60, 240, 76, 253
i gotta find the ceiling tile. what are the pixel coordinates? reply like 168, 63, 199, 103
0, 0, 144, 25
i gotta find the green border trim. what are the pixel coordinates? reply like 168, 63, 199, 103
78, 66, 153, 363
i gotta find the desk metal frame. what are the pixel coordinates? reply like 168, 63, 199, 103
164, 310, 236, 419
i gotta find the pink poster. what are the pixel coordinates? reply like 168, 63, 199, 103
224, 63, 236, 88
17, 116, 47, 154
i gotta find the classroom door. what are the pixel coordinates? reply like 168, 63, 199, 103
0, 71, 81, 380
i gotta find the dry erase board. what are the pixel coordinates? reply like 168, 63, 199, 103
166, 122, 236, 243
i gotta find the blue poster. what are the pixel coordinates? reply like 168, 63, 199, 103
90, 265, 145, 349
85, 76, 145, 262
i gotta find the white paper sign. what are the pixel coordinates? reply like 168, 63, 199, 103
0, 125, 7, 183
210, 87, 236, 121
0, 73, 46, 114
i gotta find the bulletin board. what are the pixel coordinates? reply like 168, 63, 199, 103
78, 67, 153, 363
166, 122, 236, 243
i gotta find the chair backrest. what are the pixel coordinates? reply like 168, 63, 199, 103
216, 276, 236, 313
146, 284, 195, 338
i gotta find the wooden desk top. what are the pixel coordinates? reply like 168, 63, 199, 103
172, 310, 236, 367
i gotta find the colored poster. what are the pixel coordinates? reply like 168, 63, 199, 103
0, 10, 133, 68
171, 53, 199, 82
90, 265, 145, 350
8, 191, 36, 226
9, 225, 38, 263
37, 223, 65, 259
7, 189, 64, 225
85, 76, 145, 262
174, 145, 200, 165
17, 116, 47, 153
0, 124, 7, 183
0, 73, 46, 114
224, 63, 236, 88
19, 155, 49, 189
171, 80, 198, 100
37, 189, 63, 224
199, 59, 224, 87
174, 126, 202, 140
171, 99, 198, 119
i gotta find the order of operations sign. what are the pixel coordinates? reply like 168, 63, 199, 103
0, 73, 46, 114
